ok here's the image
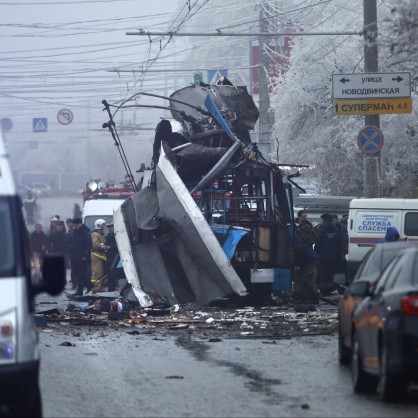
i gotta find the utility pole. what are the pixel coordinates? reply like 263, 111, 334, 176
258, 4, 273, 161
363, 0, 381, 197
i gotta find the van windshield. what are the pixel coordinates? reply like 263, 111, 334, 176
0, 198, 15, 277
83, 215, 113, 233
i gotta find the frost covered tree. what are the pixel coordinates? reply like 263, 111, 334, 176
178, 0, 259, 86
178, 0, 418, 196
381, 0, 418, 80
269, 0, 418, 197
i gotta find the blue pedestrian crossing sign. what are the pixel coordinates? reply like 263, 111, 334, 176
33, 118, 47, 132
208, 69, 228, 85
357, 126, 384, 154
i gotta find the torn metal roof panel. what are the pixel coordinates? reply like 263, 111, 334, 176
169, 84, 259, 132
114, 146, 247, 308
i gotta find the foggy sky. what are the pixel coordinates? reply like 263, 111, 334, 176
1, 0, 183, 184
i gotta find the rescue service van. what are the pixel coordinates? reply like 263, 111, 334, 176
0, 133, 65, 416
293, 194, 355, 224
347, 198, 418, 273
82, 194, 131, 232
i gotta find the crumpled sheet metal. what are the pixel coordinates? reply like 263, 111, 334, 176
113, 206, 154, 307
169, 84, 259, 131
115, 146, 247, 308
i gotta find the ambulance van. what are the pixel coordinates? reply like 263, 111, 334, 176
347, 198, 418, 275
0, 133, 65, 417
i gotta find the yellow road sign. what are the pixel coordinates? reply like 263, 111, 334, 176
333, 97, 412, 115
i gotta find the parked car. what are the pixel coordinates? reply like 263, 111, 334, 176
30, 182, 53, 197
16, 182, 38, 199
351, 246, 418, 402
336, 241, 418, 366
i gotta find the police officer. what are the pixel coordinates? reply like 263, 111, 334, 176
104, 223, 118, 291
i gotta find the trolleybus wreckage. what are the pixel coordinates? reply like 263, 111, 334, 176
101, 80, 297, 309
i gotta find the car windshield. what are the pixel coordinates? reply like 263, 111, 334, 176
0, 197, 15, 277
357, 244, 413, 283
381, 246, 409, 271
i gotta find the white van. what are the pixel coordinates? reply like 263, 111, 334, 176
293, 194, 355, 223
82, 196, 127, 232
347, 198, 418, 273
0, 133, 65, 416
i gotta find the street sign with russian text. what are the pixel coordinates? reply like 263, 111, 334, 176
333, 97, 412, 116
332, 72, 411, 99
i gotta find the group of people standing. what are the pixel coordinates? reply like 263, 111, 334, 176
28, 215, 118, 295
293, 210, 348, 302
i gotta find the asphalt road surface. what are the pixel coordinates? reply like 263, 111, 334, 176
39, 325, 418, 418
33, 195, 418, 417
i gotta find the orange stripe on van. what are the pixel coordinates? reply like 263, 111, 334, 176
350, 237, 381, 245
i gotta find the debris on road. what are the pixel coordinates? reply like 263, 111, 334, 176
35, 292, 339, 340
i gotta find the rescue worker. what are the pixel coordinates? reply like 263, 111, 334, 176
90, 219, 109, 293
297, 210, 314, 229
48, 220, 68, 257
293, 224, 320, 303
332, 213, 348, 278
70, 218, 93, 296
24, 191, 37, 224
379, 226, 400, 242
48, 215, 60, 236
73, 203, 82, 219
104, 223, 118, 291
315, 213, 343, 295
28, 223, 49, 283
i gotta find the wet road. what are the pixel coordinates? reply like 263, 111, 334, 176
35, 196, 418, 417
39, 326, 418, 418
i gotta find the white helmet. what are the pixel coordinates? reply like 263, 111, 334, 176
94, 219, 106, 229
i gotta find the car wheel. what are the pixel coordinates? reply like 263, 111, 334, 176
351, 332, 378, 393
9, 382, 42, 418
377, 342, 408, 402
30, 384, 42, 417
338, 318, 351, 366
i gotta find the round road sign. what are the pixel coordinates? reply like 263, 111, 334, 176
0, 118, 13, 132
57, 109, 74, 125
357, 126, 384, 154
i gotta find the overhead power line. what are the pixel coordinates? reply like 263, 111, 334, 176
127, 30, 363, 37
107, 65, 258, 73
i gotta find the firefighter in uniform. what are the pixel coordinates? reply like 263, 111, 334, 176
90, 219, 109, 293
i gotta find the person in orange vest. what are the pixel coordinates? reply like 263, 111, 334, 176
24, 191, 37, 224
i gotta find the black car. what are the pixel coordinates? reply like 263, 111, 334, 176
337, 241, 418, 365
351, 246, 418, 402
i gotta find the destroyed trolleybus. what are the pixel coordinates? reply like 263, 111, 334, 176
107, 81, 294, 307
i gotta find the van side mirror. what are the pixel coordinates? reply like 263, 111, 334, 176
33, 255, 66, 296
